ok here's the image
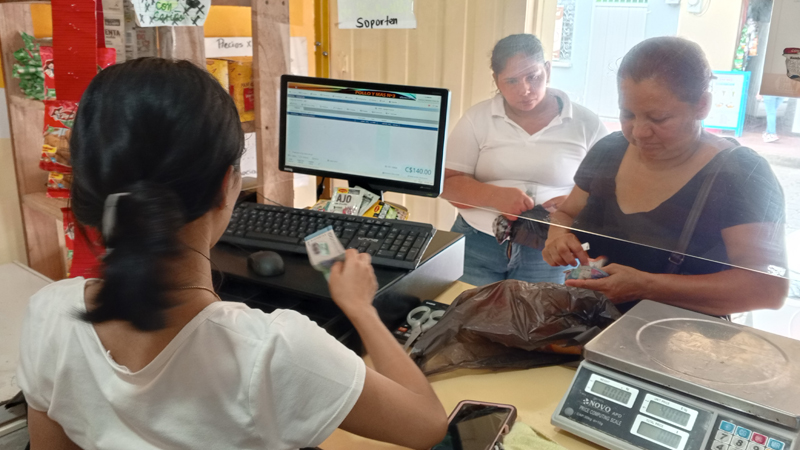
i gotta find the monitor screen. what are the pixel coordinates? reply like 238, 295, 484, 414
279, 75, 450, 197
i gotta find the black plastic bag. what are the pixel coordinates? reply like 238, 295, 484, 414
410, 280, 621, 375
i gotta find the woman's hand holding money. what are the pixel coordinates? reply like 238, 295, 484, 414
328, 249, 379, 320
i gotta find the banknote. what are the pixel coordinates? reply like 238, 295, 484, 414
304, 226, 346, 280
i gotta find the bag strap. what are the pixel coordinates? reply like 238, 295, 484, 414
666, 147, 735, 274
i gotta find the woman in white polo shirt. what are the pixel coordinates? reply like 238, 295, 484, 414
442, 34, 607, 286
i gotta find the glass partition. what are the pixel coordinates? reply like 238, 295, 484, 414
327, 0, 797, 318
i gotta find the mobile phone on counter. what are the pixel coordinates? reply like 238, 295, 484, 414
431, 400, 517, 450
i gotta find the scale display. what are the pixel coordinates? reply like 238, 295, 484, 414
637, 421, 682, 448
593, 380, 632, 404
587, 374, 638, 408
642, 394, 698, 430
647, 403, 689, 427
632, 415, 689, 450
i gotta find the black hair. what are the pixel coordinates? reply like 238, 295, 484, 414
617, 36, 712, 105
71, 58, 244, 331
491, 34, 545, 74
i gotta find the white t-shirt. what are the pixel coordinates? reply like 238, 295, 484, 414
445, 89, 608, 235
16, 277, 366, 450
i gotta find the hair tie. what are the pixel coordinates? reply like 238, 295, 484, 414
102, 192, 131, 242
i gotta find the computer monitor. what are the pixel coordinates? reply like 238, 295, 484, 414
279, 75, 450, 197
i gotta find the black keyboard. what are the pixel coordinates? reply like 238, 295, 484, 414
220, 202, 436, 270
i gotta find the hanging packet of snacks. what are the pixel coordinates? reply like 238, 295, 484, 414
62, 208, 104, 279
12, 32, 45, 101
206, 59, 229, 88
40, 46, 116, 100
41, 100, 77, 172
47, 172, 73, 198
228, 58, 255, 121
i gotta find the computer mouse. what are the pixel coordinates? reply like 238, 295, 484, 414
247, 251, 285, 277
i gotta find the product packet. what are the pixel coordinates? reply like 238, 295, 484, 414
354, 186, 380, 215
785, 48, 800, 80
62, 208, 104, 279
41, 100, 77, 173
206, 59, 229, 88
330, 187, 363, 215
47, 172, 73, 198
12, 32, 45, 101
310, 199, 331, 212
228, 58, 255, 121
40, 46, 116, 100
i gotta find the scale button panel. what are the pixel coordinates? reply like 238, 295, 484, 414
708, 418, 792, 450
767, 439, 785, 450
715, 431, 734, 444
736, 427, 753, 440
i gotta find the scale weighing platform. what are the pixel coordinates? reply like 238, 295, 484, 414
552, 301, 799, 450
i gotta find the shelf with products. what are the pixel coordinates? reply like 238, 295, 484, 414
1, 0, 293, 280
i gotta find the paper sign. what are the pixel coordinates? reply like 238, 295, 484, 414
130, 0, 210, 27
242, 132, 257, 179
205, 37, 253, 58
337, 0, 416, 29
706, 72, 747, 129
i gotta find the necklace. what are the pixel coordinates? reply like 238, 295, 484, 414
174, 285, 221, 302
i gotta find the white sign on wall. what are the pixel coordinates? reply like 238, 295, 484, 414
337, 0, 416, 29
204, 37, 309, 76
205, 37, 253, 58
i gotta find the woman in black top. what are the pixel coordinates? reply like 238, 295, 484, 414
542, 37, 788, 316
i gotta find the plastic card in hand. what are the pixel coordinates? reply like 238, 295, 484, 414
304, 226, 346, 280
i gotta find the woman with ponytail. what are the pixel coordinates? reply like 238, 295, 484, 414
17, 58, 446, 450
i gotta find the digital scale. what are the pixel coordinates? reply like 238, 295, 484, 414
552, 301, 799, 450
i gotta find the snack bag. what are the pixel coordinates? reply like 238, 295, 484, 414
41, 100, 78, 173
40, 46, 116, 100
12, 32, 45, 101
206, 59, 229, 89
39, 46, 56, 100
228, 59, 255, 121
47, 172, 73, 198
62, 208, 104, 279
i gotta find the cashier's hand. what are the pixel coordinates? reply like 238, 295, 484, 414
328, 249, 379, 318
565, 264, 650, 303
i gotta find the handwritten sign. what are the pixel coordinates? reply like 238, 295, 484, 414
205, 37, 253, 58
337, 0, 416, 29
130, 0, 210, 27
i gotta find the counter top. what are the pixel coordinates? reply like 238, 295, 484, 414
321, 281, 603, 450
